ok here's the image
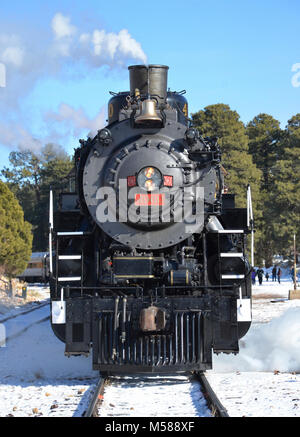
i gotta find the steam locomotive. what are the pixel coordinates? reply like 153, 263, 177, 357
50, 65, 252, 373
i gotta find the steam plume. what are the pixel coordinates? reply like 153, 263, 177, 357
0, 13, 147, 151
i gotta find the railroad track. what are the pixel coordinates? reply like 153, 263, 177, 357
83, 372, 228, 418
1, 301, 50, 344
195, 372, 229, 417
0, 301, 49, 324
83, 377, 107, 417
5, 315, 50, 343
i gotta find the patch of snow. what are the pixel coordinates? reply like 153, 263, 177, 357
205, 372, 300, 417
0, 285, 49, 318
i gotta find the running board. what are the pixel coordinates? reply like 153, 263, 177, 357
220, 253, 243, 257
217, 229, 244, 234
57, 231, 90, 236
221, 274, 245, 279
58, 277, 81, 282
58, 255, 82, 260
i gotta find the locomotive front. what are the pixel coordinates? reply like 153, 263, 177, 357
50, 65, 252, 373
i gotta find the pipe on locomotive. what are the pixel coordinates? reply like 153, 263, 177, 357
128, 65, 169, 126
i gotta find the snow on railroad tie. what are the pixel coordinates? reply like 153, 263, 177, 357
98, 376, 211, 417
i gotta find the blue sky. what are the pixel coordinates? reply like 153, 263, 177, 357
0, 0, 299, 169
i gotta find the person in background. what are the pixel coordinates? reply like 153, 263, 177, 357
290, 267, 295, 281
256, 267, 264, 285
251, 269, 256, 285
277, 267, 282, 284
272, 266, 277, 281
265, 271, 269, 281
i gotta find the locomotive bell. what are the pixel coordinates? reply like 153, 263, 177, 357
135, 99, 162, 126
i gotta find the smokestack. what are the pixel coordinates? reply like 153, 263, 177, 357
128, 64, 169, 108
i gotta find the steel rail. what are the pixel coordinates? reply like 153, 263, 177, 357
195, 372, 229, 417
84, 377, 107, 417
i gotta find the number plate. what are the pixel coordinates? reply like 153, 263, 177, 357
135, 193, 165, 206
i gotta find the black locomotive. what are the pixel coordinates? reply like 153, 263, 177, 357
50, 65, 252, 373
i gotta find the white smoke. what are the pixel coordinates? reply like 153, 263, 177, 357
45, 103, 106, 139
0, 12, 147, 151
0, 34, 25, 68
1, 46, 24, 68
52, 12, 77, 40
213, 307, 300, 373
50, 13, 147, 66
0, 120, 42, 152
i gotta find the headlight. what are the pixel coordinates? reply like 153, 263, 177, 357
137, 166, 162, 191
185, 128, 198, 145
97, 128, 112, 145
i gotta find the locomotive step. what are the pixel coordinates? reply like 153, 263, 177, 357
220, 253, 243, 257
221, 274, 245, 279
56, 231, 91, 236
216, 229, 244, 234
57, 277, 82, 281
58, 255, 82, 260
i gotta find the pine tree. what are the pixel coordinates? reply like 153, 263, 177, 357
0, 181, 32, 278
246, 114, 284, 266
271, 114, 300, 255
192, 104, 262, 208
192, 104, 263, 263
1, 144, 73, 250
246, 113, 283, 189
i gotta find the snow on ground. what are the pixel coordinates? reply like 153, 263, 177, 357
0, 291, 98, 417
99, 376, 210, 417
26, 284, 50, 300
0, 304, 97, 381
1, 280, 300, 416
205, 372, 300, 417
0, 284, 50, 320
206, 278, 300, 417
3, 303, 49, 343
1, 378, 96, 417
212, 278, 300, 372
0, 284, 50, 345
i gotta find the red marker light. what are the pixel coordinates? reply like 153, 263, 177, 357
127, 175, 136, 187
163, 175, 173, 187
